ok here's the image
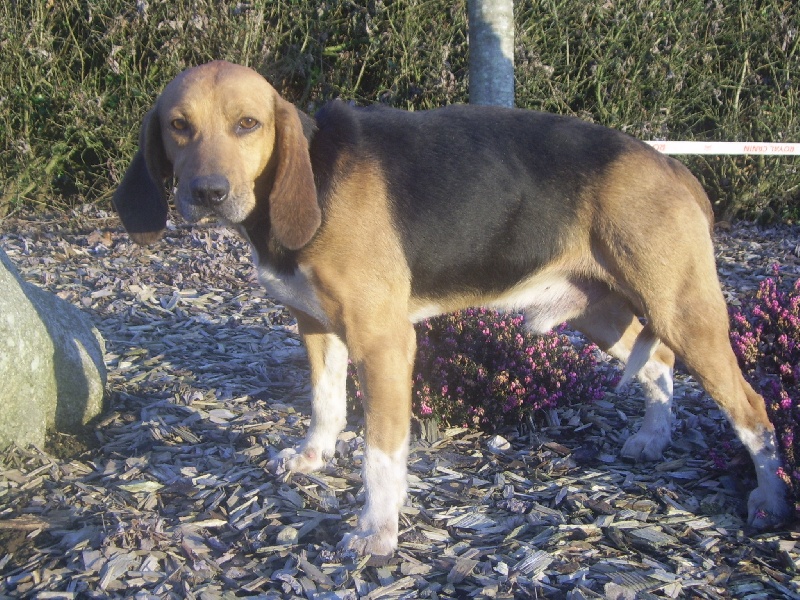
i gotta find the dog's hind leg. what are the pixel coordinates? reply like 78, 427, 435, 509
584, 149, 787, 526
570, 295, 676, 461
649, 284, 790, 527
599, 198, 789, 527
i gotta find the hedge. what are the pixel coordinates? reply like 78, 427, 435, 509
1, 0, 797, 220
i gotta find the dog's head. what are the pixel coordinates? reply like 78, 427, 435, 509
113, 60, 320, 250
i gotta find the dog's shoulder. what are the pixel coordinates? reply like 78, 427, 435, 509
308, 100, 361, 186
312, 99, 367, 146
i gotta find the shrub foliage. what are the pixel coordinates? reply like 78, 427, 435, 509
348, 309, 617, 432
0, 0, 798, 220
730, 268, 800, 508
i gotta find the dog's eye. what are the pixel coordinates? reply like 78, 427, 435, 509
238, 117, 259, 131
171, 118, 189, 132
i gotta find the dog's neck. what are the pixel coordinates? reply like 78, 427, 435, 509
239, 200, 300, 276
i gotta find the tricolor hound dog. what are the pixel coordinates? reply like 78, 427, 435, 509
114, 60, 789, 556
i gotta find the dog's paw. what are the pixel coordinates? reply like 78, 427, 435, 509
747, 484, 791, 529
339, 528, 397, 558
620, 428, 671, 462
277, 446, 326, 474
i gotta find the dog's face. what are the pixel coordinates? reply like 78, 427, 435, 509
114, 61, 320, 250
158, 63, 278, 224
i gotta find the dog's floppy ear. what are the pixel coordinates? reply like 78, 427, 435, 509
113, 108, 172, 245
268, 98, 320, 250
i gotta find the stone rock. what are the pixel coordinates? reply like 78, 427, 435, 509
0, 246, 106, 449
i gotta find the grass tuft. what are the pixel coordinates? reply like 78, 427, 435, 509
0, 0, 797, 219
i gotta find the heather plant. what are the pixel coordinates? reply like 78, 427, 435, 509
729, 266, 800, 507
348, 309, 617, 432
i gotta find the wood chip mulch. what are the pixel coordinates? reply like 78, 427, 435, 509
1, 208, 799, 599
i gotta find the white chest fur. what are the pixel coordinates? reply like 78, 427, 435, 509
256, 263, 329, 326
237, 227, 329, 325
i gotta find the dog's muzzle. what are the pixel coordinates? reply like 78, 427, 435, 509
190, 175, 230, 207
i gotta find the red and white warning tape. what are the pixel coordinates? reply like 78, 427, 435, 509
645, 141, 800, 155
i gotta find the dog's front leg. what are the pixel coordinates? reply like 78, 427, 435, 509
341, 322, 416, 557
282, 312, 349, 473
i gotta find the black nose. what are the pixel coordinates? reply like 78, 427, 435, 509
190, 175, 230, 206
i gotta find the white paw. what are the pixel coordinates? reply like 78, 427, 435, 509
621, 428, 671, 461
278, 446, 326, 474
747, 484, 791, 529
340, 526, 397, 557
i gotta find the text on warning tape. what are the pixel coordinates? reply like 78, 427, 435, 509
645, 141, 799, 155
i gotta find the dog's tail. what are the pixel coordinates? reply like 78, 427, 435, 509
616, 324, 660, 391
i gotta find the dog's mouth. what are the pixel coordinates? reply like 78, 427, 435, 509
175, 175, 255, 225
175, 194, 213, 224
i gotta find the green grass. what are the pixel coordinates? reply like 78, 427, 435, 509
0, 0, 797, 220
515, 0, 800, 220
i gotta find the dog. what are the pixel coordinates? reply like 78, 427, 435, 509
113, 61, 789, 556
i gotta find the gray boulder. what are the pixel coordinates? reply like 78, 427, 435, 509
0, 246, 106, 449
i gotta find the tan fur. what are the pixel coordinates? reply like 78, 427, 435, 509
267, 100, 320, 250
591, 151, 773, 435
159, 64, 275, 221
303, 161, 415, 455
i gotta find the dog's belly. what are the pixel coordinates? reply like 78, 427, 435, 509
410, 274, 597, 333
496, 275, 595, 333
